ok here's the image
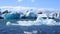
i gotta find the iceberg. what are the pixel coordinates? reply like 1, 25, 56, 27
25, 11, 37, 19
5, 12, 60, 26
3, 12, 20, 19
43, 19, 57, 26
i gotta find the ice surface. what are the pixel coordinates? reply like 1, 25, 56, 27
6, 21, 11, 26
5, 11, 60, 26
6, 18, 60, 26
6, 13, 59, 26
43, 19, 57, 26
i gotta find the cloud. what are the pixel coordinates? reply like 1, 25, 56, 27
17, 0, 22, 2
17, 0, 35, 3
32, 0, 35, 2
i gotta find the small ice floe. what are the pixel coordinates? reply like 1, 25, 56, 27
6, 21, 11, 26
34, 14, 47, 25
43, 19, 57, 26
17, 21, 35, 26
6, 21, 18, 26
32, 30, 37, 34
24, 31, 33, 34
24, 31, 37, 34
6, 21, 35, 26
57, 22, 60, 25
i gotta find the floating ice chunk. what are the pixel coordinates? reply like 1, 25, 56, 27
36, 14, 47, 24
33, 21, 43, 25
6, 21, 11, 26
6, 21, 19, 26
35, 16, 45, 25
32, 30, 37, 34
57, 22, 60, 25
17, 21, 34, 26
24, 31, 37, 34
24, 31, 33, 34
37, 14, 47, 18
43, 19, 57, 26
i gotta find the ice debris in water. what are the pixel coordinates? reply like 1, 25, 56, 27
24, 31, 37, 34
6, 17, 60, 26
43, 19, 57, 26
17, 21, 35, 26
6, 21, 11, 26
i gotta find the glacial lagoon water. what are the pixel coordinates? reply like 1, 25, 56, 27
0, 18, 60, 34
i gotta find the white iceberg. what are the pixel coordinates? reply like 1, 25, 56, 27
5, 13, 60, 26
43, 19, 57, 26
